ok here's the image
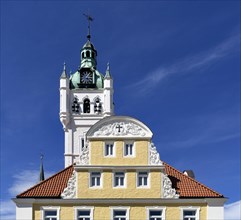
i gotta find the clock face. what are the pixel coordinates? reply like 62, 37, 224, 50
80, 71, 93, 84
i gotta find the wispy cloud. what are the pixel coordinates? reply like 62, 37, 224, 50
127, 32, 240, 95
161, 110, 240, 150
225, 200, 241, 220
0, 169, 54, 220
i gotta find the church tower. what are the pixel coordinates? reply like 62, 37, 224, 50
59, 19, 114, 167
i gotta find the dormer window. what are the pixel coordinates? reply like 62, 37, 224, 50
83, 98, 90, 113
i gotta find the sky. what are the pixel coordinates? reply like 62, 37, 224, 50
0, 1, 240, 219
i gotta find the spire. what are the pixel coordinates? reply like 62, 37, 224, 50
60, 62, 67, 78
105, 62, 112, 79
39, 154, 45, 182
83, 13, 93, 41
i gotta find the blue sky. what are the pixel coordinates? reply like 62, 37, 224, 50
1, 1, 240, 219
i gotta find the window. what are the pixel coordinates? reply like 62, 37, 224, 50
114, 172, 125, 187
41, 207, 60, 220
183, 210, 197, 220
137, 171, 149, 187
146, 207, 166, 220
124, 142, 134, 157
44, 210, 57, 220
111, 207, 130, 220
105, 143, 114, 156
75, 207, 94, 220
86, 51, 90, 58
90, 172, 101, 187
83, 98, 90, 113
94, 98, 102, 114
181, 207, 200, 220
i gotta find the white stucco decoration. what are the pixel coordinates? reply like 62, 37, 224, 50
163, 174, 179, 199
61, 171, 76, 199
78, 143, 90, 165
149, 143, 163, 165
87, 116, 153, 139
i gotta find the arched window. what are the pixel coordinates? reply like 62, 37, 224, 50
92, 52, 95, 58
86, 51, 90, 58
83, 98, 90, 113
94, 98, 102, 114
82, 52, 85, 59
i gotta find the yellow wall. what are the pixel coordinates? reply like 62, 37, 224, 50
77, 169, 161, 199
90, 140, 149, 165
33, 203, 207, 220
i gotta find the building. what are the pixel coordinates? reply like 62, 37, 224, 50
13, 22, 226, 220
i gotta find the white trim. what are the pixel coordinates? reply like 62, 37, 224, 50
113, 170, 126, 188
89, 170, 103, 188
123, 140, 135, 157
146, 206, 166, 220
74, 206, 94, 220
41, 206, 60, 220
136, 170, 150, 188
13, 197, 227, 205
180, 206, 200, 220
110, 206, 130, 220
74, 165, 164, 170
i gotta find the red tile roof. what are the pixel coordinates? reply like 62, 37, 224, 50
17, 165, 73, 198
17, 162, 223, 198
163, 162, 223, 198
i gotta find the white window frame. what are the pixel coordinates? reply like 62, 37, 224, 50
146, 206, 166, 220
137, 170, 150, 188
89, 171, 102, 188
74, 206, 94, 220
180, 207, 200, 220
41, 206, 60, 220
113, 171, 126, 188
110, 206, 130, 220
123, 141, 135, 157
104, 142, 115, 157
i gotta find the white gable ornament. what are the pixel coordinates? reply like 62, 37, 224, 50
61, 171, 77, 199
163, 174, 179, 199
149, 143, 163, 165
94, 122, 146, 137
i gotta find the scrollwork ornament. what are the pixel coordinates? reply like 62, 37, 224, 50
149, 143, 163, 165
61, 171, 76, 199
163, 174, 179, 198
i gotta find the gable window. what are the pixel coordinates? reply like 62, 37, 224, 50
146, 207, 166, 220
75, 207, 94, 220
114, 171, 125, 187
124, 142, 134, 157
137, 171, 149, 187
83, 98, 90, 113
41, 207, 60, 220
181, 207, 200, 220
90, 171, 101, 187
105, 143, 114, 157
111, 207, 130, 220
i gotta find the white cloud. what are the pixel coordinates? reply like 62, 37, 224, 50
127, 32, 240, 95
0, 169, 54, 220
225, 200, 241, 220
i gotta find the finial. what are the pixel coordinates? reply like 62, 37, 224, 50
105, 62, 112, 79
60, 62, 68, 78
83, 13, 94, 40
39, 154, 45, 182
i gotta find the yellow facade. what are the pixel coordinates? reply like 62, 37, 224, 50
90, 140, 149, 166
33, 204, 207, 220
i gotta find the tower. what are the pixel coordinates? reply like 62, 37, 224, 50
59, 22, 114, 167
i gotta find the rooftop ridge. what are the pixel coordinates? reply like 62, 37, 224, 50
163, 161, 223, 198
17, 165, 74, 198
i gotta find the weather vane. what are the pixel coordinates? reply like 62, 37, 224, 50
83, 13, 94, 40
